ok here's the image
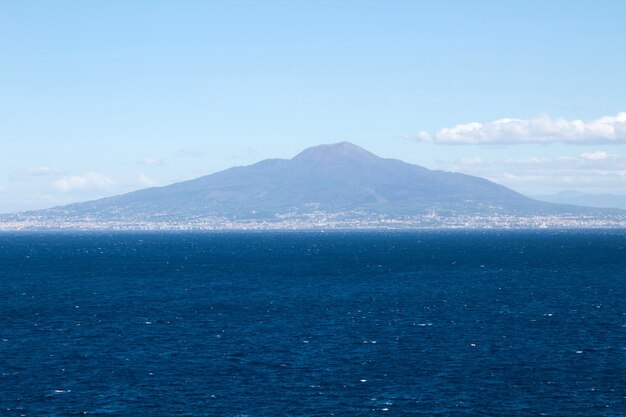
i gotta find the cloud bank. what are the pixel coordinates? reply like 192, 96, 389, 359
53, 172, 114, 192
137, 157, 166, 166
416, 112, 626, 145
441, 151, 626, 193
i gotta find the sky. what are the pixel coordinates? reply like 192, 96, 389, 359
1, 1, 626, 213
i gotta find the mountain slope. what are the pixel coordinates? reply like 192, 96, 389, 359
13, 142, 597, 222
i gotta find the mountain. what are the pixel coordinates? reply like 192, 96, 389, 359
3, 142, 622, 229
41, 142, 546, 217
533, 191, 626, 210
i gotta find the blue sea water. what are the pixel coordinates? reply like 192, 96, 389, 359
0, 230, 625, 416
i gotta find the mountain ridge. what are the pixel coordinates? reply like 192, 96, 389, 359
2, 142, 623, 229
45, 142, 539, 217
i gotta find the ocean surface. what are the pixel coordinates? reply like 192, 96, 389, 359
1, 230, 625, 416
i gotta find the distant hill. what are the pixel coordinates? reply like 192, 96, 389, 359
533, 191, 626, 210
3, 142, 620, 228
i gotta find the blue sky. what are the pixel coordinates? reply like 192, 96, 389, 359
1, 1, 626, 212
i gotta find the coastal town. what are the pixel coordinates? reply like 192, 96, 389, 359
2, 210, 625, 231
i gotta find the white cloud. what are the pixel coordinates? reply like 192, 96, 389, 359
177, 148, 206, 158
2, 171, 162, 213
579, 151, 616, 161
137, 157, 166, 166
414, 131, 432, 142
53, 172, 114, 192
459, 156, 483, 165
11, 166, 63, 178
437, 151, 626, 194
415, 112, 626, 145
134, 173, 159, 187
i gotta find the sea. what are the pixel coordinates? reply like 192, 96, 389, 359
1, 230, 625, 416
